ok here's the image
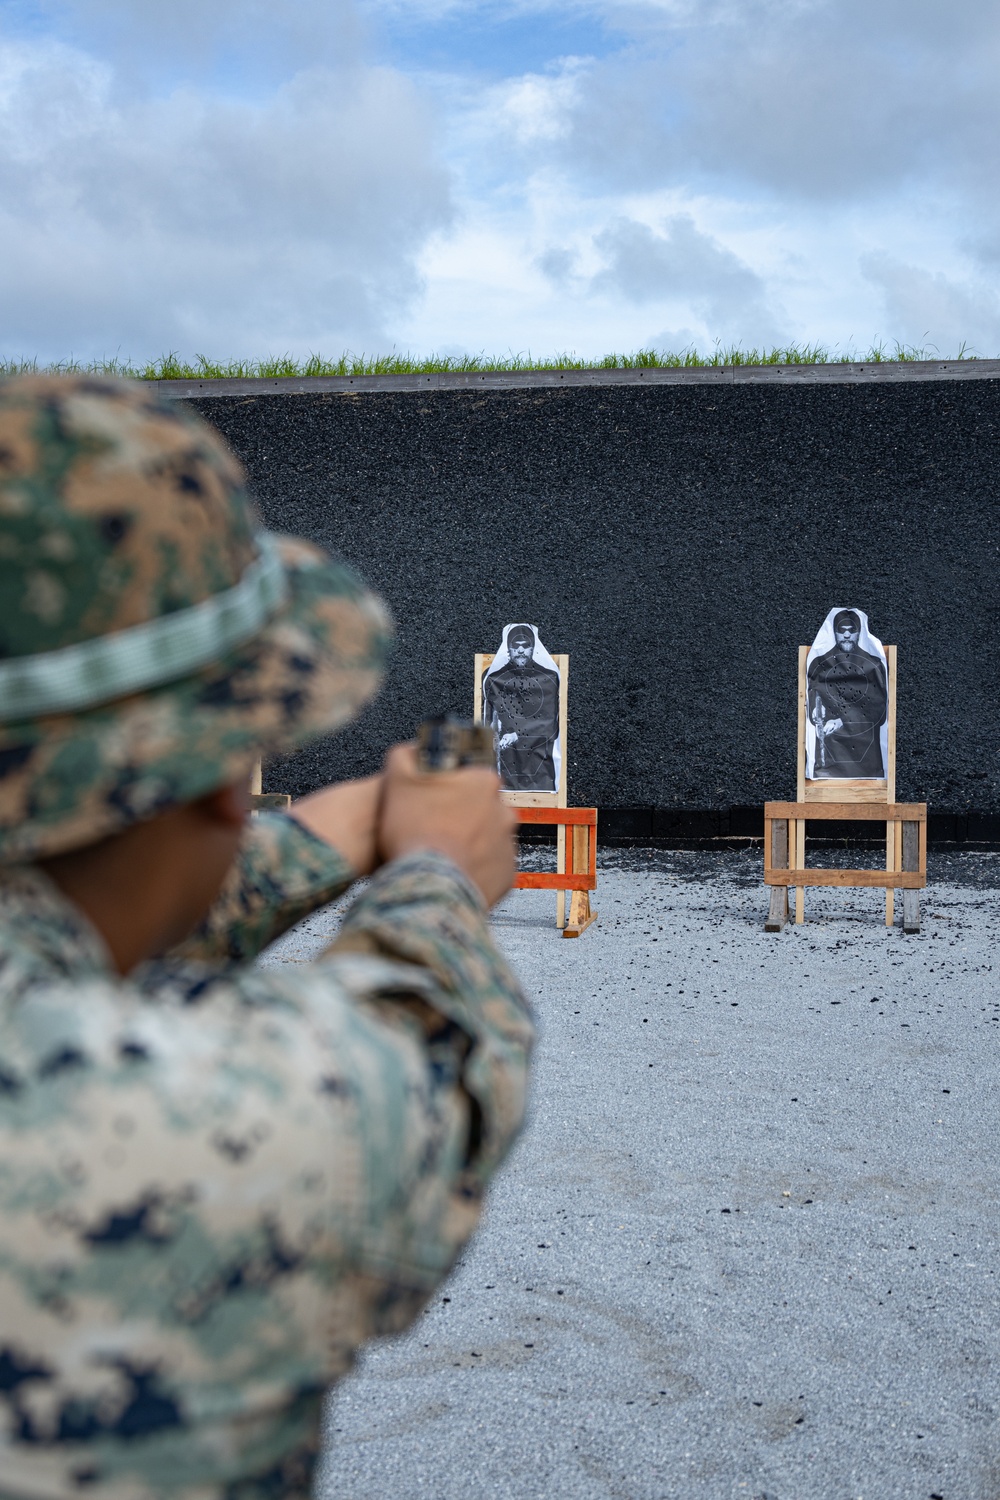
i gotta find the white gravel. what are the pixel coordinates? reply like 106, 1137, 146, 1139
264, 851, 1000, 1500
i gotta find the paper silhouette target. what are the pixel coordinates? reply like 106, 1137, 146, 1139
482, 624, 561, 793
805, 607, 888, 779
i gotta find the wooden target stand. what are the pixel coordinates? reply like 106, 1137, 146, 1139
764, 644, 927, 932
249, 762, 290, 814
475, 652, 598, 937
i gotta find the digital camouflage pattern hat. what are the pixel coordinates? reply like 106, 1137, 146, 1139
0, 374, 392, 863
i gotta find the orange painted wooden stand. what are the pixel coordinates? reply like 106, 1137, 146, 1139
515, 806, 599, 938
476, 647, 597, 934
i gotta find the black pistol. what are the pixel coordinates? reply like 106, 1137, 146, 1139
416, 715, 497, 772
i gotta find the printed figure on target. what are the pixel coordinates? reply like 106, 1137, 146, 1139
482, 624, 561, 793
806, 607, 888, 779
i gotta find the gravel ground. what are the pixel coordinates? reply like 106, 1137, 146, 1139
263, 852, 1000, 1500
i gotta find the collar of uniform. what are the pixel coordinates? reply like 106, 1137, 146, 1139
0, 865, 116, 980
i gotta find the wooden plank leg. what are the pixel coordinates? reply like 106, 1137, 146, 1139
902, 821, 921, 934
794, 819, 805, 924
885, 819, 896, 927
556, 824, 566, 929
765, 818, 789, 931
564, 891, 597, 937
564, 824, 597, 937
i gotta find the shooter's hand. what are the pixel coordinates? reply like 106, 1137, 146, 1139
377, 744, 517, 907
289, 774, 384, 877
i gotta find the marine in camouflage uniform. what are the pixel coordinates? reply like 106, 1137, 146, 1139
0, 376, 533, 1499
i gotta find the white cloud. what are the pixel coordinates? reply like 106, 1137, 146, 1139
35, 0, 372, 85
862, 255, 1000, 358
592, 215, 775, 322
0, 14, 451, 361
389, 0, 1000, 356
2, 0, 999, 359
536, 245, 577, 285
547, 0, 1000, 211
491, 64, 586, 144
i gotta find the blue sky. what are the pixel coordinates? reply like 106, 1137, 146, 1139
1, 0, 998, 362
373, 4, 623, 76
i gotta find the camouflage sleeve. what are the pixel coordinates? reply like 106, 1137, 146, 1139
175, 848, 532, 1344
328, 851, 534, 1195
170, 811, 354, 964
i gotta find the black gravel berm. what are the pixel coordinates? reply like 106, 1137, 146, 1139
190, 378, 1000, 844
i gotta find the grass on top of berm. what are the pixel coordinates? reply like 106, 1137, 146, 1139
0, 341, 986, 381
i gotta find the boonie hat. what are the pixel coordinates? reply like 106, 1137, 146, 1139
0, 374, 392, 863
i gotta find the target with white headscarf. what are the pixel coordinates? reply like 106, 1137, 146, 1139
482, 624, 561, 792
805, 607, 888, 779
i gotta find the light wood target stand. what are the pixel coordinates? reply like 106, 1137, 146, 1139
764, 644, 927, 933
475, 652, 597, 936
249, 761, 290, 814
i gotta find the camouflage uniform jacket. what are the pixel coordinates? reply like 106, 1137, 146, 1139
0, 813, 533, 1500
